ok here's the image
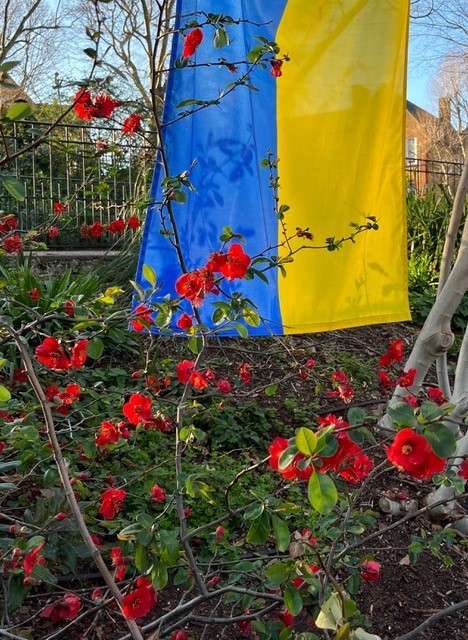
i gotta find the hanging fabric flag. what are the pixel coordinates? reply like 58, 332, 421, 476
135, 0, 411, 335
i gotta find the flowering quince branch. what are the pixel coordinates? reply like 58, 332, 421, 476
0, 323, 145, 640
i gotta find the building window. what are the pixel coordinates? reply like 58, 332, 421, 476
406, 137, 418, 165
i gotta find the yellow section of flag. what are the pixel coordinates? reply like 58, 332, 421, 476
277, 0, 411, 333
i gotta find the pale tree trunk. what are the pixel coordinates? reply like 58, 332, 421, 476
436, 148, 468, 396
381, 157, 468, 519
382, 155, 468, 420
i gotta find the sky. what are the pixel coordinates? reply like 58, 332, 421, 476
406, 35, 439, 115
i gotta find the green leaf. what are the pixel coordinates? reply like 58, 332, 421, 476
246, 511, 270, 544
213, 27, 229, 49
134, 544, 150, 572
271, 514, 290, 552
265, 384, 278, 396
296, 427, 317, 456
177, 98, 202, 109
136, 513, 153, 528
83, 47, 97, 58
0, 61, 20, 74
419, 401, 445, 422
243, 502, 264, 521
0, 174, 25, 201
234, 322, 248, 338
0, 482, 17, 491
315, 593, 343, 629
295, 635, 320, 640
284, 586, 303, 616
0, 385, 11, 402
265, 561, 290, 585
334, 622, 350, 640
0, 460, 19, 473
142, 264, 157, 287
86, 337, 104, 360
5, 102, 32, 121
347, 407, 366, 425
188, 335, 203, 355
243, 307, 260, 327
151, 560, 168, 590
387, 402, 418, 428
424, 424, 457, 458
308, 469, 337, 514
31, 564, 57, 585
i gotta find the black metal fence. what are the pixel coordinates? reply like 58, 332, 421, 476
0, 120, 155, 249
405, 157, 464, 194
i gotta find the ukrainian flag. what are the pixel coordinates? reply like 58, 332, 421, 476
136, 0, 411, 335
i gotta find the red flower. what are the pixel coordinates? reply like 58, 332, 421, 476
427, 387, 447, 405
95, 421, 120, 448
99, 488, 126, 520
238, 362, 251, 384
268, 437, 312, 481
171, 631, 188, 640
150, 484, 166, 503
378, 370, 393, 388
58, 383, 81, 405
0, 441, 6, 454
88, 221, 105, 238
108, 219, 126, 233
216, 379, 231, 394
217, 243, 251, 281
318, 429, 362, 474
177, 312, 193, 330
122, 114, 142, 135
175, 268, 215, 306
270, 59, 283, 77
182, 28, 203, 58
339, 453, 374, 483
13, 368, 27, 383
122, 578, 157, 619
386, 428, 446, 479
70, 339, 88, 368
293, 563, 320, 589
127, 216, 141, 230
53, 202, 68, 215
41, 593, 81, 622
458, 459, 468, 480
276, 608, 294, 627
123, 393, 153, 426
47, 226, 59, 238
80, 224, 90, 238
189, 369, 208, 390
23, 541, 46, 575
3, 234, 24, 254
91, 588, 103, 601
64, 300, 75, 317
130, 305, 153, 332
73, 88, 119, 120
327, 370, 354, 404
45, 385, 60, 401
379, 338, 405, 367
237, 613, 252, 637
360, 560, 381, 583
35, 337, 70, 370
28, 288, 40, 301
403, 394, 419, 408
0, 214, 18, 233
111, 546, 126, 567
396, 368, 417, 388
177, 360, 195, 384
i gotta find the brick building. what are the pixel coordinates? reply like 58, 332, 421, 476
405, 97, 463, 192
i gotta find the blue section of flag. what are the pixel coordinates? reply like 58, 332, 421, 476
136, 0, 287, 335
